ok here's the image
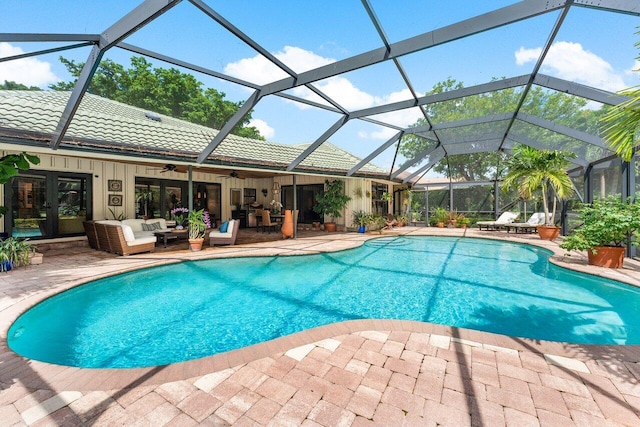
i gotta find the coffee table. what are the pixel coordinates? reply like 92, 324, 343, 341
155, 229, 188, 248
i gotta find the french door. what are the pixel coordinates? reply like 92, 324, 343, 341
4, 171, 92, 239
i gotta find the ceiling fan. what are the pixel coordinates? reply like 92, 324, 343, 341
217, 170, 245, 179
147, 164, 187, 173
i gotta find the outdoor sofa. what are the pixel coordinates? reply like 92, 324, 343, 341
86, 218, 169, 255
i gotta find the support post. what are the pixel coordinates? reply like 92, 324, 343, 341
293, 174, 298, 239
493, 180, 500, 219
621, 154, 636, 257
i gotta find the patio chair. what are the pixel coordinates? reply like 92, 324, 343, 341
83, 220, 99, 250
504, 212, 546, 234
383, 213, 398, 230
476, 211, 519, 231
210, 219, 240, 246
261, 210, 280, 234
104, 223, 156, 256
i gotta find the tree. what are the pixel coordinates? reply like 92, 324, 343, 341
500, 145, 575, 226
50, 56, 264, 140
400, 78, 600, 180
0, 80, 41, 90
600, 31, 640, 162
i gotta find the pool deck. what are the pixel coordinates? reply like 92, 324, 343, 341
1, 227, 639, 426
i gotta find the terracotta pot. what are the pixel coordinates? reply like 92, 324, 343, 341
587, 246, 625, 268
537, 225, 560, 240
281, 209, 294, 239
188, 238, 204, 251
437, 222, 444, 228
324, 222, 337, 232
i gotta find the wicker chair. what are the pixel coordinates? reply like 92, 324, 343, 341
104, 224, 156, 256
83, 220, 99, 250
261, 210, 280, 234
94, 222, 113, 252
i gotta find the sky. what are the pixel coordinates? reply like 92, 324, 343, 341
1, 0, 639, 176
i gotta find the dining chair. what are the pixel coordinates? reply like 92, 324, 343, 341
261, 210, 279, 234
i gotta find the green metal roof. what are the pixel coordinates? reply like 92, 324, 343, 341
0, 90, 387, 176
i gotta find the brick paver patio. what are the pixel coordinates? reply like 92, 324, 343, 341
1, 228, 639, 426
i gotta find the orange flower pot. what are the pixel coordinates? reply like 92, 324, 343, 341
587, 246, 625, 268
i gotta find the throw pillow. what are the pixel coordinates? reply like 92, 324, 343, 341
141, 223, 152, 231
148, 222, 162, 230
219, 221, 229, 233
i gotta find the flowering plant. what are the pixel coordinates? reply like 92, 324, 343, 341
188, 209, 211, 239
170, 207, 188, 225
269, 199, 283, 214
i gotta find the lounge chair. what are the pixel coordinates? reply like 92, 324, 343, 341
209, 219, 240, 246
476, 211, 519, 231
504, 212, 546, 234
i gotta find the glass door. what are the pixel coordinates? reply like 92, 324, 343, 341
57, 176, 88, 235
5, 172, 90, 238
9, 174, 48, 238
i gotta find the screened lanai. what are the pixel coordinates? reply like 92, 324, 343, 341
1, 1, 639, 223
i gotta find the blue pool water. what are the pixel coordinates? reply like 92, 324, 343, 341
8, 237, 640, 368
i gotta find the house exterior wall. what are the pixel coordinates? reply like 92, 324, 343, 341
1, 143, 395, 235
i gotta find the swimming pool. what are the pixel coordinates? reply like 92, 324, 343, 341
8, 236, 640, 368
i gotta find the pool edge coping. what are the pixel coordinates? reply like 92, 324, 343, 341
2, 229, 640, 391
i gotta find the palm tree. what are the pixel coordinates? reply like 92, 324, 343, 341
601, 30, 640, 162
601, 85, 640, 162
501, 145, 575, 226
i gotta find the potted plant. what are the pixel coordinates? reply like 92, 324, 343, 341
410, 211, 422, 225
366, 213, 386, 234
187, 209, 211, 251
380, 192, 392, 202
352, 210, 369, 233
446, 210, 459, 228
313, 179, 351, 232
501, 145, 575, 240
0, 237, 35, 272
458, 216, 470, 229
171, 207, 189, 229
432, 207, 447, 228
395, 214, 408, 227
560, 197, 640, 268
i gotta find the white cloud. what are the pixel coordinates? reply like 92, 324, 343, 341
224, 45, 334, 85
625, 60, 640, 76
515, 41, 625, 92
225, 46, 423, 141
0, 43, 59, 88
248, 118, 274, 139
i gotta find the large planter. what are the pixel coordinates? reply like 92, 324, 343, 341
324, 222, 337, 232
188, 238, 204, 251
281, 209, 294, 239
587, 246, 625, 268
537, 225, 560, 240
358, 225, 366, 233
